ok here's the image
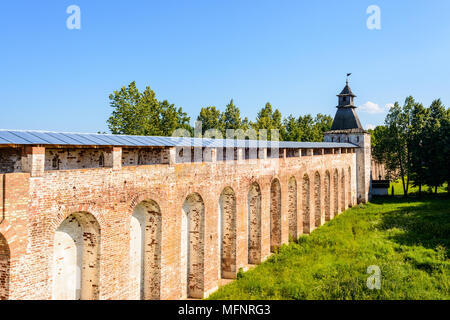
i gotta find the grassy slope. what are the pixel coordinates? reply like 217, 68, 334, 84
390, 180, 448, 196
208, 196, 450, 300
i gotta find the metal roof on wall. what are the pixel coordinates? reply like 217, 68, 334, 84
0, 129, 357, 149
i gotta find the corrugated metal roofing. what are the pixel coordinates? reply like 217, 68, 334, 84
0, 129, 357, 149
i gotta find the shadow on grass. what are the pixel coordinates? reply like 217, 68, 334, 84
373, 195, 450, 258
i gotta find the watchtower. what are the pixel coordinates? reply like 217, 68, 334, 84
324, 78, 372, 203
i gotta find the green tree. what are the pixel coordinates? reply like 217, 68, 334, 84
371, 125, 388, 162
197, 106, 224, 136
160, 100, 192, 136
409, 103, 430, 195
251, 102, 285, 140
107, 81, 191, 136
223, 99, 248, 130
312, 113, 333, 142
222, 99, 249, 137
444, 108, 450, 194
297, 115, 315, 141
423, 99, 448, 193
375, 97, 417, 196
283, 115, 303, 141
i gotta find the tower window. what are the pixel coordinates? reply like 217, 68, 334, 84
138, 152, 144, 165
52, 155, 60, 170
99, 153, 104, 167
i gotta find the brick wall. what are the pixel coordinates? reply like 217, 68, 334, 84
0, 149, 357, 300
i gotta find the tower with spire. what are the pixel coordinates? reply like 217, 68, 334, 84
324, 76, 372, 204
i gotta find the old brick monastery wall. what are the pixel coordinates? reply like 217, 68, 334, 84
0, 145, 358, 300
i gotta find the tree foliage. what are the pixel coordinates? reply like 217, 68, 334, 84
107, 81, 191, 136
251, 102, 284, 140
107, 82, 335, 142
282, 114, 333, 142
372, 96, 450, 196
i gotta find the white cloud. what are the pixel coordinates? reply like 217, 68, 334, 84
358, 101, 393, 114
366, 124, 376, 130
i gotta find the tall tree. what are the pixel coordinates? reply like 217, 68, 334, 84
444, 108, 450, 194
197, 106, 224, 136
283, 115, 303, 141
252, 102, 285, 140
423, 99, 448, 192
107, 81, 191, 136
311, 113, 333, 142
223, 100, 247, 129
409, 103, 430, 195
297, 115, 315, 141
375, 97, 416, 196
222, 99, 249, 137
283, 114, 329, 142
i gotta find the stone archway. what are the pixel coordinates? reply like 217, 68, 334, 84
314, 172, 322, 228
348, 167, 352, 207
302, 174, 311, 234
270, 178, 282, 252
181, 193, 205, 299
248, 182, 262, 264
341, 169, 346, 211
0, 233, 9, 300
130, 200, 162, 300
288, 177, 298, 241
325, 171, 331, 221
218, 187, 237, 279
52, 212, 100, 300
333, 169, 339, 216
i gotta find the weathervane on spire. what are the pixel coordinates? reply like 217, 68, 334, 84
346, 73, 352, 84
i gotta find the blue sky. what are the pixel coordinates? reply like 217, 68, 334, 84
1, 0, 449, 133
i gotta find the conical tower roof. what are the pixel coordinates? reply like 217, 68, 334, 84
338, 80, 356, 97
329, 79, 364, 132
330, 107, 363, 131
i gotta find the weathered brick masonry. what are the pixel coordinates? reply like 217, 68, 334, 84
0, 80, 371, 300
0, 143, 361, 300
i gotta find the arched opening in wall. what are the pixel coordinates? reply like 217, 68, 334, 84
348, 167, 352, 208
341, 169, 346, 211
333, 169, 339, 216
324, 171, 331, 221
248, 183, 262, 264
0, 233, 10, 300
288, 177, 298, 241
181, 193, 205, 299
270, 178, 282, 252
52, 212, 100, 300
218, 187, 237, 279
314, 172, 322, 228
130, 200, 162, 300
302, 174, 311, 234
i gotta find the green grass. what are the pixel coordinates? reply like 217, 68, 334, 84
390, 179, 448, 196
208, 196, 450, 300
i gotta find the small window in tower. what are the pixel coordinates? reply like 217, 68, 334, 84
357, 136, 360, 143
99, 153, 104, 167
52, 155, 60, 170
